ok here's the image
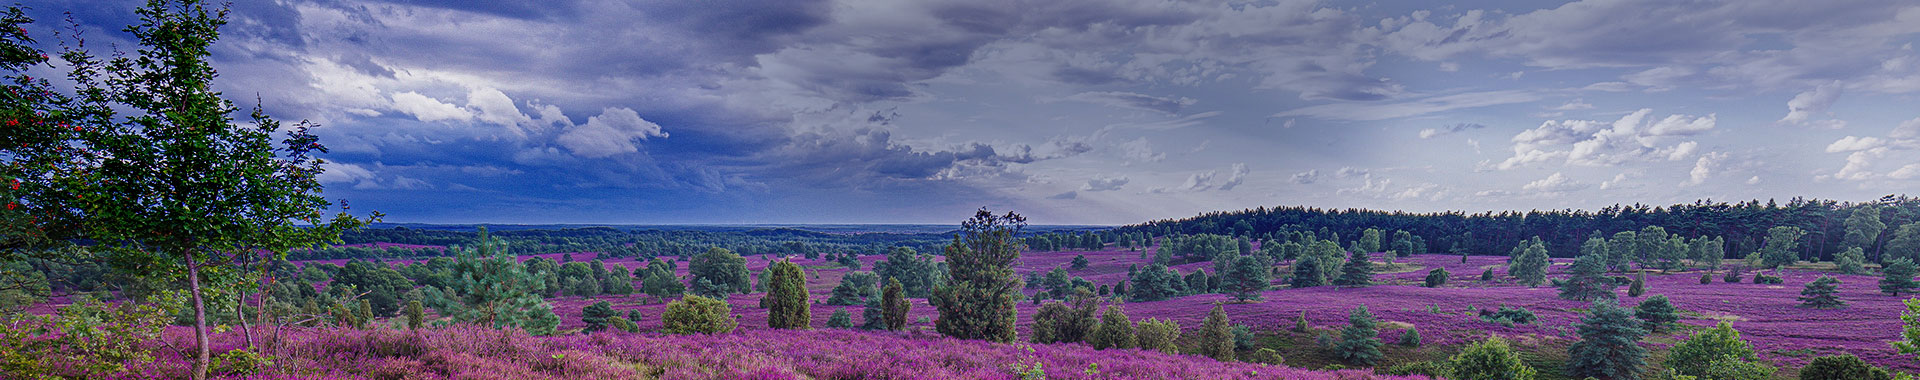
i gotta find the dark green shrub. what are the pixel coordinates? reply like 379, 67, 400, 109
1798, 354, 1891, 380
662, 295, 736, 334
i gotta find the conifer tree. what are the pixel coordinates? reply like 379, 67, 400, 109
405, 300, 424, 330
826, 309, 853, 329
1448, 337, 1537, 380
859, 297, 887, 330
581, 301, 615, 333
1290, 256, 1327, 288
933, 209, 1026, 343
875, 246, 938, 298
1334, 305, 1383, 366
883, 278, 910, 330
1223, 254, 1272, 301
1071, 255, 1090, 270
1131, 264, 1178, 301
1627, 271, 1646, 297
1896, 299, 1920, 356
1509, 239, 1549, 286
422, 232, 560, 336
765, 259, 811, 329
1424, 267, 1450, 288
1560, 253, 1618, 301
1198, 305, 1236, 361
1635, 295, 1678, 332
1566, 301, 1648, 380
1089, 305, 1136, 349
1882, 258, 1918, 296
1399, 327, 1421, 347
1798, 276, 1845, 309
1335, 249, 1374, 287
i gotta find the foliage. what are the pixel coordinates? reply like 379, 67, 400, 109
1634, 295, 1679, 332
1509, 239, 1550, 286
1883, 258, 1918, 296
1897, 299, 1920, 356
1289, 256, 1327, 288
1798, 354, 1892, 380
1032, 297, 1097, 345
1628, 271, 1646, 297
405, 300, 424, 330
876, 247, 939, 298
1836, 247, 1868, 275
1843, 206, 1887, 252
1071, 255, 1090, 270
1446, 337, 1536, 380
1424, 267, 1450, 288
1134, 318, 1181, 354
689, 248, 752, 295
860, 297, 888, 330
1198, 305, 1235, 361
1479, 305, 1538, 326
1561, 253, 1618, 301
422, 231, 560, 336
581, 301, 616, 333
1889, 223, 1920, 264
933, 209, 1027, 343
1566, 300, 1648, 380
883, 278, 910, 331
1089, 305, 1136, 349
0, 295, 173, 378
1333, 305, 1382, 366
1398, 327, 1421, 347
1335, 249, 1374, 287
1223, 253, 1272, 301
1759, 226, 1807, 269
826, 309, 854, 329
765, 259, 811, 329
1798, 276, 1846, 309
661, 295, 736, 335
1667, 322, 1757, 378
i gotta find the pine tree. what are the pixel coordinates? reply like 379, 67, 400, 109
581, 301, 616, 333
1481, 268, 1496, 282
405, 300, 424, 330
875, 246, 938, 298
1566, 300, 1648, 380
1334, 305, 1383, 366
1399, 327, 1422, 347
1290, 256, 1327, 288
1627, 271, 1646, 297
1335, 249, 1375, 287
422, 232, 560, 336
1198, 305, 1235, 361
1448, 337, 1537, 380
826, 309, 853, 329
880, 278, 910, 331
1135, 318, 1181, 354
1089, 305, 1136, 349
1292, 311, 1310, 333
1560, 253, 1618, 301
1668, 322, 1756, 378
1799, 276, 1846, 309
1896, 299, 1920, 356
1071, 255, 1090, 270
1635, 295, 1678, 332
766, 259, 811, 329
1882, 258, 1918, 296
859, 297, 887, 330
1223, 254, 1272, 301
933, 209, 1026, 343
1131, 264, 1178, 301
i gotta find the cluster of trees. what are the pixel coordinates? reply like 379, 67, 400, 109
1120, 198, 1920, 265
1028, 298, 1238, 361
302, 225, 962, 262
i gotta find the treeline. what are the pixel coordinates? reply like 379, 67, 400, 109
1118, 196, 1920, 263
291, 226, 960, 261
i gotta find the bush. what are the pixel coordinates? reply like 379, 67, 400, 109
1381, 361, 1450, 377
1232, 324, 1255, 350
1479, 305, 1537, 326
1425, 268, 1450, 288
1088, 305, 1134, 349
1798, 354, 1891, 380
1700, 273, 1713, 285
1481, 268, 1495, 282
606, 316, 639, 333
1668, 322, 1756, 377
661, 295, 736, 334
211, 349, 273, 376
1635, 295, 1679, 332
1399, 327, 1422, 347
1247, 348, 1285, 365
1753, 272, 1784, 284
1446, 337, 1535, 380
1724, 270, 1742, 283
1134, 318, 1181, 354
1628, 272, 1646, 297
581, 301, 616, 333
826, 309, 854, 329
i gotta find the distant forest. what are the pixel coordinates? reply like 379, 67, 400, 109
1118, 196, 1920, 262
303, 225, 1105, 261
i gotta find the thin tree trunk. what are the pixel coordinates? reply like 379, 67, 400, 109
186, 254, 211, 380
237, 293, 252, 349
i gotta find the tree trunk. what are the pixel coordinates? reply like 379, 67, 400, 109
237, 293, 252, 350
186, 255, 211, 380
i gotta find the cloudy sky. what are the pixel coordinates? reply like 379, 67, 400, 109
26, 0, 1920, 224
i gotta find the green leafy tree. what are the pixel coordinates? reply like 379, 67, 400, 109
661, 294, 736, 335
1356, 228, 1383, 254
1089, 305, 1136, 349
1071, 255, 1090, 270
1667, 322, 1756, 377
1509, 239, 1549, 286
1424, 267, 1450, 288
874, 247, 938, 299
826, 309, 853, 329
765, 259, 811, 329
1447, 337, 1537, 380
1843, 206, 1887, 252
639, 266, 685, 302
1223, 254, 1271, 301
422, 231, 559, 337
11, 2, 378, 377
602, 263, 634, 295
1334, 305, 1383, 366
1030, 294, 1096, 344
1798, 354, 1892, 380
1835, 247, 1868, 275
334, 260, 413, 316
1882, 258, 1918, 296
883, 278, 910, 330
1129, 263, 1179, 301
580, 301, 616, 333
1290, 256, 1327, 288
1887, 223, 1920, 263
827, 271, 878, 305
1759, 226, 1807, 269
1560, 253, 1618, 301
1335, 249, 1374, 287
1634, 295, 1678, 332
932, 209, 1026, 343
1691, 236, 1725, 270
1198, 305, 1235, 361
1895, 299, 1920, 356
1798, 276, 1846, 309
689, 247, 751, 295
1134, 318, 1181, 354
1566, 300, 1648, 380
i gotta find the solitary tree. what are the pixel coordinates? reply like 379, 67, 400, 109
1089, 305, 1136, 349
13, 2, 377, 377
1071, 255, 1090, 270
1882, 258, 1918, 296
1634, 295, 1678, 332
1627, 271, 1646, 297
1799, 276, 1845, 309
765, 259, 811, 329
1334, 305, 1383, 366
1223, 254, 1271, 301
422, 231, 560, 337
1198, 305, 1235, 361
661, 294, 736, 335
1510, 239, 1550, 286
1334, 249, 1374, 287
581, 301, 616, 333
1566, 301, 1648, 380
689, 247, 752, 295
932, 209, 1026, 343
1560, 253, 1618, 301
1290, 256, 1327, 288
882, 278, 910, 330
1424, 267, 1450, 288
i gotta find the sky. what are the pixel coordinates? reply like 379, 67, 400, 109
21, 0, 1920, 225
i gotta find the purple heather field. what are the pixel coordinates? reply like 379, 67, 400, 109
232, 244, 1915, 374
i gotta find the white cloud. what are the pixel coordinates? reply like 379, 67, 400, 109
1598, 172, 1637, 190
1894, 117, 1920, 141
1290, 169, 1320, 184
1522, 172, 1586, 193
1826, 136, 1888, 153
318, 162, 375, 185
1273, 90, 1540, 121
1684, 152, 1728, 186
1831, 148, 1885, 181
1336, 167, 1370, 178
1746, 176, 1762, 185
1150, 163, 1247, 193
466, 88, 534, 136
1115, 138, 1166, 163
1551, 99, 1594, 110
1780, 81, 1844, 126
1495, 109, 1713, 170
554, 107, 669, 158
390, 92, 475, 123
1891, 164, 1920, 180
1219, 163, 1249, 191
